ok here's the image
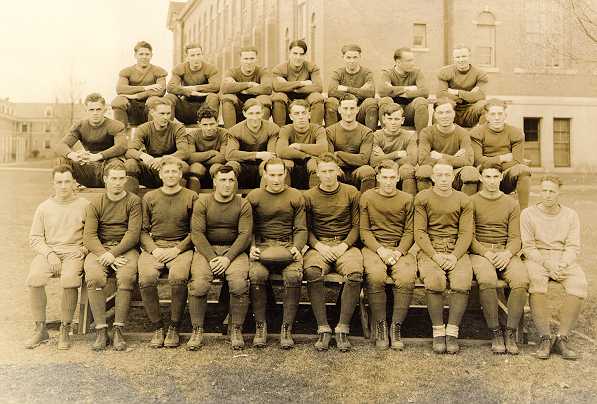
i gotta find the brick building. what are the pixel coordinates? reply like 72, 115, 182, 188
167, 0, 597, 172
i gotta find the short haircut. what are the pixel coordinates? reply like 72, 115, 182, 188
185, 43, 203, 53
393, 47, 412, 61
376, 159, 399, 174
197, 106, 218, 121
52, 164, 74, 179
433, 159, 453, 169
435, 97, 456, 109
84, 93, 106, 106
479, 161, 503, 174
484, 98, 508, 112
380, 102, 404, 117
213, 164, 237, 178
453, 44, 471, 53
149, 98, 171, 111
540, 174, 562, 188
134, 41, 152, 53
263, 157, 286, 172
159, 156, 185, 171
288, 39, 308, 53
103, 160, 127, 177
339, 93, 358, 103
341, 44, 361, 55
240, 46, 258, 55
316, 152, 340, 166
289, 99, 310, 112
242, 98, 262, 112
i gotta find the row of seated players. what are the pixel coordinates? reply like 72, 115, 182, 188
54, 93, 531, 210
110, 40, 488, 131
26, 155, 585, 361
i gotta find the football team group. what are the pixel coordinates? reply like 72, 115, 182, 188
24, 39, 586, 361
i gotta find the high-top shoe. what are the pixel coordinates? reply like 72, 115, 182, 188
279, 323, 294, 350
186, 326, 204, 351
252, 321, 267, 348
24, 322, 49, 349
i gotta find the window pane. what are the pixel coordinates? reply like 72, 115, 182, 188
476, 46, 493, 66
553, 118, 570, 167
413, 23, 426, 48
523, 117, 541, 167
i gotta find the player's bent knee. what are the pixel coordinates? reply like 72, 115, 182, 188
189, 280, 211, 297
395, 280, 415, 291
284, 271, 302, 287
255, 95, 272, 108
271, 92, 288, 104
412, 97, 428, 109
460, 166, 480, 183
124, 159, 140, 176
307, 92, 324, 105
346, 272, 363, 284
325, 97, 339, 110
416, 164, 433, 179
111, 96, 129, 109
356, 165, 376, 179
424, 275, 447, 293
85, 274, 107, 289
190, 162, 207, 177
399, 163, 416, 179
304, 266, 324, 283
229, 278, 249, 296
60, 275, 82, 289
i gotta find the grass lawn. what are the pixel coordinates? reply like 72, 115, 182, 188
0, 170, 596, 403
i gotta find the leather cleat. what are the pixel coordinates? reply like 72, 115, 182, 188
314, 332, 332, 351
535, 335, 552, 359
336, 332, 352, 352
149, 328, 165, 349
390, 322, 404, 351
230, 325, 245, 350
57, 323, 72, 350
504, 327, 519, 355
279, 323, 294, 350
374, 320, 389, 351
112, 326, 127, 351
186, 326, 204, 351
163, 326, 180, 348
432, 336, 446, 354
491, 328, 506, 354
446, 335, 460, 354
553, 335, 577, 360
24, 322, 49, 349
252, 321, 267, 348
92, 327, 110, 351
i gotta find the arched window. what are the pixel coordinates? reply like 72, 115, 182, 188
475, 11, 496, 67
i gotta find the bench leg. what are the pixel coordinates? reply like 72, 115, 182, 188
359, 289, 371, 339
78, 286, 92, 335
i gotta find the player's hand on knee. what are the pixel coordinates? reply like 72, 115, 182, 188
499, 153, 513, 163
331, 243, 348, 259
98, 252, 116, 267
149, 157, 163, 171
377, 247, 394, 266
289, 246, 302, 261
454, 148, 466, 158
315, 242, 335, 263
493, 251, 512, 271
249, 246, 261, 261
443, 254, 458, 271
160, 247, 181, 263
152, 248, 167, 263
47, 252, 62, 276
209, 256, 230, 275
111, 256, 128, 271
430, 151, 443, 160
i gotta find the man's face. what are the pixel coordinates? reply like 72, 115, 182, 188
396, 51, 416, 72
540, 180, 560, 208
316, 161, 340, 188
289, 104, 310, 127
343, 50, 361, 71
104, 169, 127, 195
453, 48, 471, 71
431, 164, 454, 191
159, 163, 182, 187
338, 99, 358, 123
382, 110, 404, 133
480, 168, 502, 193
240, 51, 257, 73
288, 46, 306, 68
377, 168, 399, 194
199, 117, 218, 138
264, 163, 286, 193
434, 103, 456, 127
53, 171, 76, 199
243, 104, 263, 122
486, 105, 507, 131
135, 47, 152, 67
85, 101, 106, 125
187, 47, 203, 70
151, 104, 172, 126
214, 170, 237, 198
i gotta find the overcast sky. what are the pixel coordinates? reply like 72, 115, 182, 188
0, 0, 174, 103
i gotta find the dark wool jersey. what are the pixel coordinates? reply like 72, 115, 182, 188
55, 118, 126, 159
246, 187, 307, 250
469, 123, 525, 170
471, 193, 521, 256
83, 192, 142, 257
370, 129, 418, 167
359, 189, 414, 255
328, 66, 375, 101
141, 188, 198, 253
437, 64, 488, 104
414, 188, 473, 258
276, 123, 328, 160
303, 183, 360, 247
227, 66, 268, 83
188, 127, 228, 153
272, 61, 320, 82
418, 124, 474, 167
191, 194, 253, 261
326, 122, 373, 167
379, 68, 429, 101
226, 120, 279, 161
166, 62, 220, 96
118, 64, 167, 90
127, 120, 189, 160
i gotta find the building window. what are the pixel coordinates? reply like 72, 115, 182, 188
44, 107, 53, 117
295, 0, 308, 41
475, 12, 496, 67
523, 117, 541, 167
553, 118, 571, 167
20, 123, 29, 133
44, 139, 51, 149
413, 23, 427, 49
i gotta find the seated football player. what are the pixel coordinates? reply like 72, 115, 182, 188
271, 40, 324, 126
164, 43, 220, 125
326, 94, 376, 192
437, 45, 488, 128
325, 44, 378, 130
54, 93, 126, 188
276, 100, 328, 189
111, 41, 167, 126
470, 99, 531, 209
221, 46, 273, 128
416, 98, 479, 195
246, 158, 307, 349
378, 47, 430, 134
370, 103, 417, 195
361, 160, 416, 350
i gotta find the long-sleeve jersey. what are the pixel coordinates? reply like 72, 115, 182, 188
116, 64, 167, 95
359, 189, 414, 255
225, 120, 279, 161
191, 194, 253, 261
246, 187, 307, 251
414, 188, 473, 258
470, 193, 521, 256
378, 67, 429, 102
54, 118, 127, 159
221, 66, 272, 96
326, 122, 373, 168
418, 124, 474, 167
437, 64, 488, 104
327, 66, 375, 102
370, 129, 417, 167
83, 193, 142, 257
141, 188, 198, 253
272, 61, 323, 94
126, 120, 189, 161
29, 197, 89, 256
520, 205, 581, 266
276, 123, 327, 160
469, 123, 525, 170
303, 183, 360, 248
187, 127, 228, 162
167, 62, 220, 97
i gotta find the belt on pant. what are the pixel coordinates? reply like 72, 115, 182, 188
103, 241, 119, 247
478, 241, 506, 250
430, 237, 457, 252
319, 236, 345, 242
257, 236, 292, 243
380, 240, 401, 248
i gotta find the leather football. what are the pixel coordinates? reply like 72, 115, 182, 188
259, 245, 294, 267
